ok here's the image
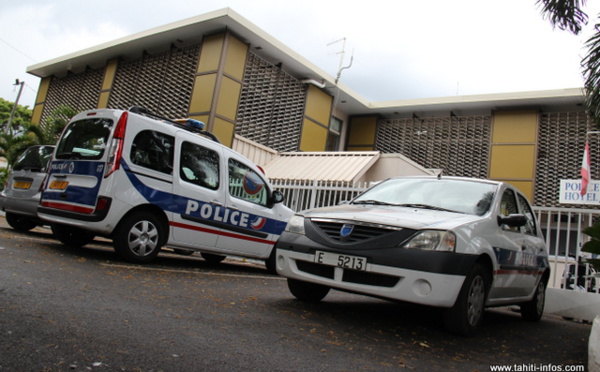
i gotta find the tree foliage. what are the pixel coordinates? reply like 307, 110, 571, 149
536, 0, 600, 124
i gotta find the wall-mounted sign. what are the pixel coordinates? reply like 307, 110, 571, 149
559, 179, 600, 204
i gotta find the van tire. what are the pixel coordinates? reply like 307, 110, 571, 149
114, 211, 164, 264
520, 278, 546, 322
6, 212, 37, 232
287, 278, 330, 302
51, 223, 95, 247
201, 252, 226, 264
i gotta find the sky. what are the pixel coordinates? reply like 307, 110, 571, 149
0, 0, 598, 109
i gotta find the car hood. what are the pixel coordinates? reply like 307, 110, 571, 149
300, 204, 484, 230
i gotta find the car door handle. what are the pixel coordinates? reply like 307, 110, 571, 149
211, 200, 224, 207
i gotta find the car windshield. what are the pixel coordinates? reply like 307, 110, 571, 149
55, 118, 113, 160
352, 178, 498, 216
13, 146, 54, 172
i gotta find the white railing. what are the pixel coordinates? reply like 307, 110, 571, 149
271, 179, 600, 291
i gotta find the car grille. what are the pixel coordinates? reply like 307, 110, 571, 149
311, 219, 397, 243
296, 260, 399, 288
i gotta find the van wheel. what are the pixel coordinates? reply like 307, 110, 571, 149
51, 223, 95, 247
443, 263, 489, 336
114, 212, 164, 264
265, 249, 277, 274
287, 278, 330, 302
201, 252, 226, 264
520, 279, 546, 322
6, 212, 37, 232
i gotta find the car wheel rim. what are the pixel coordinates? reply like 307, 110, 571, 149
467, 275, 485, 326
128, 220, 159, 256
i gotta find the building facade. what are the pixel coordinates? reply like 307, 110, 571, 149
27, 8, 595, 207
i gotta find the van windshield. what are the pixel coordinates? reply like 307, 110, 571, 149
56, 118, 113, 160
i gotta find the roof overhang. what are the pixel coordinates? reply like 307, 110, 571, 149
27, 8, 586, 118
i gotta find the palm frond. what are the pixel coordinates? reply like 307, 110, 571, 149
536, 0, 589, 34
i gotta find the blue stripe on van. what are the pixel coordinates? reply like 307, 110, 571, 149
41, 160, 104, 207
121, 160, 287, 236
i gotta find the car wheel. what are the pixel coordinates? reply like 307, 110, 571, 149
443, 263, 489, 336
201, 252, 226, 264
287, 278, 330, 302
51, 223, 95, 247
114, 212, 164, 264
520, 278, 546, 322
5, 212, 37, 232
265, 249, 277, 274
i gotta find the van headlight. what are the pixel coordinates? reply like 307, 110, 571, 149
285, 215, 306, 234
402, 230, 456, 251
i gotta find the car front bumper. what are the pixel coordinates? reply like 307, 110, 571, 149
275, 232, 478, 308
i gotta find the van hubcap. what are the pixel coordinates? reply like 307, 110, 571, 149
129, 221, 158, 256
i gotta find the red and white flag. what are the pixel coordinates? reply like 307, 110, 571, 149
581, 141, 591, 196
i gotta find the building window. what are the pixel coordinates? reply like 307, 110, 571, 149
327, 116, 342, 151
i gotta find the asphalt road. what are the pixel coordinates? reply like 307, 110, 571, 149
0, 216, 591, 372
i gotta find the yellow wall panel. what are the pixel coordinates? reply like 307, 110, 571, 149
197, 34, 224, 73
224, 37, 248, 81
489, 145, 536, 179
212, 117, 235, 147
304, 86, 333, 125
347, 116, 377, 147
31, 77, 52, 124
189, 74, 217, 113
493, 111, 538, 143
216, 77, 241, 121
504, 181, 534, 202
97, 92, 110, 109
101, 59, 119, 91
300, 119, 328, 151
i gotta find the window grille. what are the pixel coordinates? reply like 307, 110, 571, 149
236, 52, 306, 152
375, 115, 491, 178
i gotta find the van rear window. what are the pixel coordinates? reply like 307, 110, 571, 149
56, 118, 112, 160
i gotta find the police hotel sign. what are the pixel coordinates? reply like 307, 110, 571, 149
559, 180, 599, 205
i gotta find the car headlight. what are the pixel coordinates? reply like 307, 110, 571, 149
285, 215, 306, 234
402, 230, 456, 251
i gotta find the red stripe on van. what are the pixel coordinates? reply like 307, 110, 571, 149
40, 201, 95, 214
170, 221, 276, 245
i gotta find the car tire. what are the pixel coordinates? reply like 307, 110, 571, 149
201, 252, 226, 264
443, 263, 489, 336
51, 223, 95, 247
265, 249, 277, 274
287, 278, 330, 302
520, 278, 546, 322
5, 212, 37, 232
114, 212, 164, 264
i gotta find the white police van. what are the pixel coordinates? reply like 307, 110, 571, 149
38, 107, 294, 271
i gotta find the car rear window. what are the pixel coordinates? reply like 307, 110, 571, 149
55, 118, 113, 160
13, 146, 54, 172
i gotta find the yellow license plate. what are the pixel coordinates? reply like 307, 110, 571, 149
13, 181, 32, 189
49, 180, 69, 190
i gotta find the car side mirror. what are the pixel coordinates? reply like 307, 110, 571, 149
272, 190, 285, 204
497, 214, 527, 227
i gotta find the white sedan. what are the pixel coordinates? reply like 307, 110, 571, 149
275, 176, 549, 336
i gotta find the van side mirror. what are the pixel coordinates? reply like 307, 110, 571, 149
497, 214, 527, 227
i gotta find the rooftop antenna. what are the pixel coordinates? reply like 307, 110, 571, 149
327, 38, 354, 84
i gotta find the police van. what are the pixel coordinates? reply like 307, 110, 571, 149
38, 107, 294, 271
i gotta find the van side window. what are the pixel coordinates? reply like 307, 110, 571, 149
228, 159, 268, 207
131, 130, 174, 174
179, 141, 219, 190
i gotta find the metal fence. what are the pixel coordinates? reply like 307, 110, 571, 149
271, 179, 600, 291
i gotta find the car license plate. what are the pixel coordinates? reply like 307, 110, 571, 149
315, 251, 367, 271
13, 181, 32, 189
49, 180, 69, 190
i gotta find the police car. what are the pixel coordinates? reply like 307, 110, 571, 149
38, 107, 294, 271
274, 176, 550, 335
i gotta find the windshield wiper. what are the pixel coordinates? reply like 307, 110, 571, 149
396, 203, 465, 214
352, 200, 395, 206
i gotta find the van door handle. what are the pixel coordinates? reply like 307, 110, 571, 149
54, 174, 67, 179
211, 200, 224, 207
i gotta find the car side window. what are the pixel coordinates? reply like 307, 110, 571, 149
131, 130, 174, 174
179, 141, 219, 190
500, 189, 519, 232
228, 158, 268, 207
517, 193, 537, 236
